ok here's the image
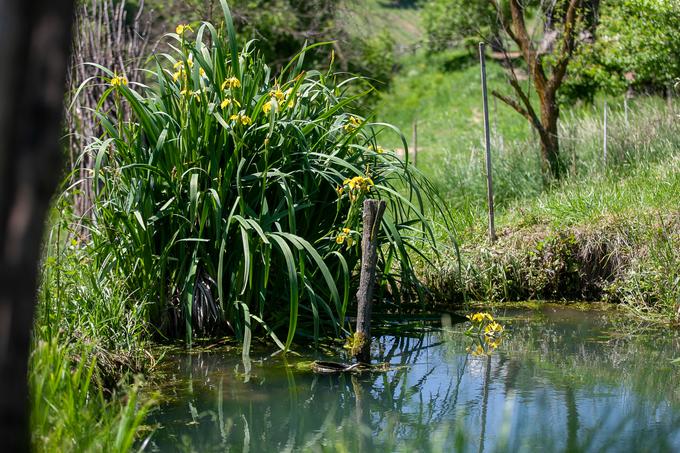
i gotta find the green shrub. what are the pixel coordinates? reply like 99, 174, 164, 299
87, 1, 446, 349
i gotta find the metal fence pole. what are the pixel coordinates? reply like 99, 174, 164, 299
479, 43, 496, 242
603, 99, 608, 166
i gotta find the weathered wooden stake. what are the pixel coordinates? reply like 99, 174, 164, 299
479, 42, 496, 243
354, 199, 386, 364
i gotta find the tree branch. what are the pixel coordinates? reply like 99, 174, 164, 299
548, 0, 582, 94
508, 0, 548, 96
492, 90, 542, 134
488, 0, 520, 47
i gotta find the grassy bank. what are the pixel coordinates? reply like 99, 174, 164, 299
370, 44, 679, 319
30, 209, 153, 451
419, 98, 679, 320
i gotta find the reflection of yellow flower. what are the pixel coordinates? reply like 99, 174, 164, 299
468, 312, 494, 323
222, 77, 241, 90
486, 337, 502, 349
110, 75, 128, 87
466, 345, 485, 356
176, 24, 193, 35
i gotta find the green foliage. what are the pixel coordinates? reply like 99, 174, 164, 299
228, 0, 339, 68
422, 0, 498, 51
562, 0, 680, 101
87, 2, 446, 348
347, 30, 396, 92
30, 207, 153, 451
424, 99, 680, 318
30, 340, 150, 453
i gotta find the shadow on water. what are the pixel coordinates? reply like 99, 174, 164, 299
146, 307, 680, 452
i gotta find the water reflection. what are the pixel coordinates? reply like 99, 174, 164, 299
147, 307, 680, 452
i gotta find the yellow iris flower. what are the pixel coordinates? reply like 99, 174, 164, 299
110, 75, 128, 87
176, 24, 193, 36
222, 77, 241, 90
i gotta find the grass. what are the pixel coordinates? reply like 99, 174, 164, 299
30, 203, 154, 451
27, 1, 678, 450
30, 340, 150, 452
419, 95, 679, 319
375, 52, 529, 152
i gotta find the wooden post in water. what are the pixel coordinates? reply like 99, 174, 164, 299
354, 199, 386, 364
479, 42, 496, 243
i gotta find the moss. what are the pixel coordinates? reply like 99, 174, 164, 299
344, 331, 368, 357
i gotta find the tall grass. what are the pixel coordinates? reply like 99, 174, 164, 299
30, 340, 150, 453
86, 0, 448, 348
424, 100, 679, 317
30, 203, 153, 451
418, 97, 679, 235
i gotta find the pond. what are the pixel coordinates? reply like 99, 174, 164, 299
146, 306, 680, 452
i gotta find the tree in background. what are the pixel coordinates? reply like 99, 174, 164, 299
425, 0, 597, 180
562, 0, 680, 102
488, 0, 597, 180
422, 0, 499, 52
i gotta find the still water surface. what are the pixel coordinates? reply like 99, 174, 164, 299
148, 306, 680, 452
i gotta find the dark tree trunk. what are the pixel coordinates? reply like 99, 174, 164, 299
0, 0, 74, 450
